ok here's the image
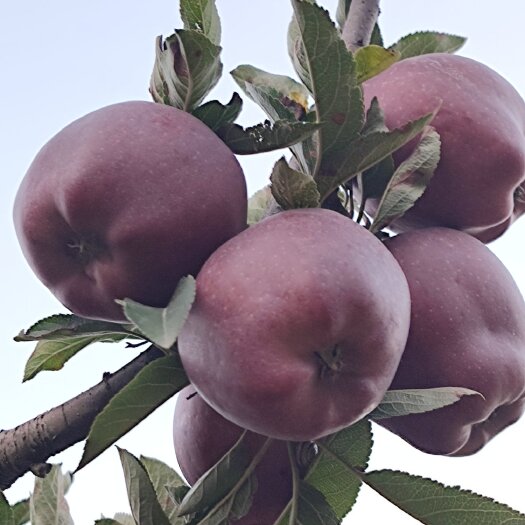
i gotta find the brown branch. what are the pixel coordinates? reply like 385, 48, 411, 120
342, 0, 381, 52
0, 345, 164, 490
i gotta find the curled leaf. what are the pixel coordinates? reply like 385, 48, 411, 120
270, 157, 321, 210
370, 126, 441, 233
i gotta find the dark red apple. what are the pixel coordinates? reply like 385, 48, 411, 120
178, 208, 411, 441
13, 101, 247, 321
362, 53, 525, 243
173, 386, 292, 525
381, 227, 525, 455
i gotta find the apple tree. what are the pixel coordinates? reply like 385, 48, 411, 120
2, 1, 525, 524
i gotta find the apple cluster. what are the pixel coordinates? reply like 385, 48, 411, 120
12, 53, 525, 524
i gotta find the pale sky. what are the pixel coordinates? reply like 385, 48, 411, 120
2, 1, 525, 523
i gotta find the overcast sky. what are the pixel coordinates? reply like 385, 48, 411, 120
2, 1, 525, 523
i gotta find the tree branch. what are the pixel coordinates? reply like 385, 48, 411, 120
342, 0, 381, 52
0, 345, 164, 491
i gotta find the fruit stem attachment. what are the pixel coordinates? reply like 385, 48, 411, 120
342, 0, 381, 52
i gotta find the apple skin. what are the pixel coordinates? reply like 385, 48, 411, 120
380, 227, 525, 456
173, 386, 292, 525
13, 101, 247, 321
178, 208, 411, 441
362, 53, 525, 243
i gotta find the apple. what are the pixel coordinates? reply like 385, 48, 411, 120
178, 208, 411, 441
380, 227, 525, 456
173, 386, 292, 525
13, 101, 247, 322
362, 53, 525, 243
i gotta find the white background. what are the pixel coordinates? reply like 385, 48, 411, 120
1, 1, 525, 523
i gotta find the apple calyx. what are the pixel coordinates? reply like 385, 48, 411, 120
66, 236, 106, 264
315, 344, 344, 379
514, 185, 525, 205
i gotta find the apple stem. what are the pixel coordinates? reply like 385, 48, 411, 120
342, 0, 381, 52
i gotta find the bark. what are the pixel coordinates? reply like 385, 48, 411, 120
342, 0, 381, 52
0, 345, 163, 490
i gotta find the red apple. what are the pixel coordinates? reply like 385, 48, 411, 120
178, 208, 411, 441
362, 53, 525, 243
173, 386, 292, 525
381, 227, 525, 455
13, 101, 247, 321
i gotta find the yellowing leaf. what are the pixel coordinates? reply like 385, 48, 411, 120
355, 45, 400, 83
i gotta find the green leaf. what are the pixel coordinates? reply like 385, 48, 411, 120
113, 513, 136, 525
307, 420, 372, 519
270, 157, 320, 210
95, 513, 135, 525
287, 0, 316, 93
118, 448, 172, 525
23, 334, 130, 382
178, 433, 272, 523
185, 475, 257, 525
192, 93, 242, 132
247, 185, 279, 226
78, 353, 188, 470
231, 65, 309, 122
275, 421, 372, 525
17, 314, 137, 382
390, 31, 466, 60
361, 96, 388, 136
166, 486, 191, 507
355, 45, 399, 83
363, 470, 525, 524
297, 482, 340, 525
14, 314, 133, 342
277, 482, 339, 525
356, 156, 394, 206
370, 26, 383, 47
355, 97, 395, 215
0, 492, 15, 525
177, 431, 253, 515
228, 476, 257, 523
370, 126, 441, 233
317, 110, 435, 201
30, 465, 74, 525
150, 30, 222, 112
290, 111, 319, 177
119, 276, 196, 351
369, 387, 481, 420
290, 0, 364, 174
11, 499, 29, 525
140, 456, 187, 524
180, 0, 221, 46
216, 119, 320, 155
